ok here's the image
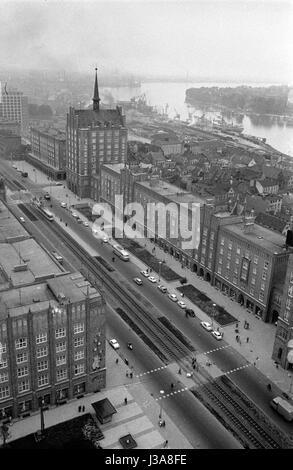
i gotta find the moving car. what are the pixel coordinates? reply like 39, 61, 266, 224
44, 193, 51, 200
212, 330, 223, 341
185, 308, 195, 317
55, 182, 63, 186
200, 321, 213, 331
157, 285, 167, 293
102, 235, 109, 243
109, 339, 120, 350
61, 202, 67, 208
140, 270, 149, 278
133, 277, 143, 286
19, 217, 25, 223
178, 301, 187, 309
83, 221, 89, 227
52, 251, 63, 264
168, 293, 178, 302
148, 276, 157, 283
72, 212, 79, 218
12, 164, 17, 169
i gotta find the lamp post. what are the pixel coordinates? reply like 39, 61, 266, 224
158, 390, 165, 419
211, 303, 216, 329
159, 261, 162, 282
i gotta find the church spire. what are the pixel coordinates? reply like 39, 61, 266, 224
93, 67, 100, 111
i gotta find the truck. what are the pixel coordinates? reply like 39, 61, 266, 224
270, 396, 293, 422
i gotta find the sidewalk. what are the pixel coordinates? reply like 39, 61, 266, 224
6, 342, 192, 449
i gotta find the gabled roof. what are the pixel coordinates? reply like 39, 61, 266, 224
74, 108, 124, 127
255, 212, 289, 234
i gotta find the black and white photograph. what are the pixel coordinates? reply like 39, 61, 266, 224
0, 0, 293, 455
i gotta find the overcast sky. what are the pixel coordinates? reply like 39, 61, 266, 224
0, 0, 292, 83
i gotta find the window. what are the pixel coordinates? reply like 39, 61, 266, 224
233, 277, 238, 285
235, 258, 240, 265
220, 238, 225, 246
252, 267, 257, 275
0, 344, 7, 354
286, 298, 291, 310
15, 338, 27, 350
74, 350, 85, 361
220, 247, 224, 255
56, 342, 66, 353
56, 369, 67, 382
217, 266, 222, 275
203, 228, 208, 236
17, 366, 28, 378
0, 358, 7, 369
74, 363, 85, 376
262, 271, 267, 281
227, 252, 231, 260
38, 375, 49, 388
36, 347, 48, 358
74, 337, 84, 348
228, 242, 232, 250
251, 277, 256, 285
37, 361, 48, 372
210, 231, 214, 241
219, 258, 222, 265
0, 386, 10, 399
0, 372, 8, 383
16, 352, 28, 364
250, 288, 254, 296
56, 355, 66, 366
288, 285, 293, 298
259, 292, 264, 301
264, 261, 269, 270
36, 333, 47, 344
254, 255, 258, 264
226, 262, 230, 269
55, 328, 66, 339
290, 271, 293, 284
18, 380, 30, 393
236, 247, 240, 255
260, 282, 265, 291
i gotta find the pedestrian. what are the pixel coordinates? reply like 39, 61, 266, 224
246, 337, 249, 343
125, 359, 129, 366
112, 257, 115, 262
192, 363, 196, 370
126, 371, 129, 377
78, 405, 81, 413
115, 358, 119, 364
130, 372, 133, 379
178, 368, 182, 375
170, 383, 174, 390
124, 397, 128, 405
82, 406, 85, 412
163, 440, 168, 448
239, 338, 242, 345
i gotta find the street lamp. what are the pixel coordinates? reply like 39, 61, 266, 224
159, 261, 162, 282
211, 303, 216, 329
158, 390, 165, 419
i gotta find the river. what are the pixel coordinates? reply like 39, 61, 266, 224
100, 81, 293, 156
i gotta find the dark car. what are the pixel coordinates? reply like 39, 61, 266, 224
44, 193, 51, 200
185, 308, 195, 318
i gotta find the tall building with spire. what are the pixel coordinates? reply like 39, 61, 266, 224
66, 69, 127, 199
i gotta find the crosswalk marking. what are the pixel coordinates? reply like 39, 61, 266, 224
136, 365, 168, 378
224, 363, 252, 376
204, 345, 231, 355
155, 387, 189, 400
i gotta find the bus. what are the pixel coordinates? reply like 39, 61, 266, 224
113, 245, 130, 261
39, 207, 54, 221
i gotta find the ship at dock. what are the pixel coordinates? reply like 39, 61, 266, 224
192, 114, 244, 134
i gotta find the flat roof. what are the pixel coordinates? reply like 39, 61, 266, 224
0, 201, 30, 243
137, 179, 205, 205
47, 273, 101, 303
0, 238, 63, 287
222, 222, 286, 254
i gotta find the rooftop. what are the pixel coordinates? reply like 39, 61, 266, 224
222, 222, 286, 255
0, 238, 63, 288
73, 107, 125, 128
47, 272, 100, 303
0, 201, 30, 243
137, 179, 206, 205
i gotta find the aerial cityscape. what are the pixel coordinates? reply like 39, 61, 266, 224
1, 0, 293, 455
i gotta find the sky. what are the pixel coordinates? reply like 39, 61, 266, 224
0, 0, 292, 83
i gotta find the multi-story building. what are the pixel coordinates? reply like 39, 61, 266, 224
66, 69, 127, 199
0, 199, 106, 419
0, 84, 28, 135
28, 126, 66, 180
0, 130, 22, 159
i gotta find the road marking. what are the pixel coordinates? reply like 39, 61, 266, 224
136, 365, 168, 378
155, 387, 189, 401
204, 345, 231, 355
224, 363, 252, 376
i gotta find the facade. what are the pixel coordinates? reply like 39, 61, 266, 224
0, 119, 21, 136
0, 85, 28, 135
272, 254, 293, 369
28, 126, 66, 180
66, 70, 127, 199
0, 130, 22, 159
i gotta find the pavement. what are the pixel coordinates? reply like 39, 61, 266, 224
5, 342, 192, 449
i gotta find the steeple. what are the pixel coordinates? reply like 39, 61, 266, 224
93, 68, 100, 111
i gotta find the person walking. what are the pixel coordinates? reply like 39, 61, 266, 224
246, 337, 249, 343
178, 368, 182, 375
124, 397, 128, 405
115, 358, 119, 364
163, 440, 168, 448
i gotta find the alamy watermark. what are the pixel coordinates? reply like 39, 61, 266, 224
91, 195, 201, 250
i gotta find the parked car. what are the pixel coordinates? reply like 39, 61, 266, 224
44, 193, 51, 200
185, 308, 195, 317
72, 212, 79, 218
200, 321, 213, 331
19, 216, 25, 223
133, 277, 143, 286
61, 202, 67, 208
157, 285, 167, 293
109, 339, 120, 350
12, 164, 17, 169
83, 221, 89, 227
212, 331, 223, 341
140, 270, 149, 278
178, 301, 187, 309
168, 293, 178, 302
148, 276, 157, 283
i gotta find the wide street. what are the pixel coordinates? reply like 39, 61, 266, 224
1, 159, 293, 442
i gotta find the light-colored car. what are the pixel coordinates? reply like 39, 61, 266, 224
61, 202, 67, 208
157, 285, 167, 293
102, 235, 109, 243
55, 182, 63, 186
109, 339, 120, 350
168, 293, 178, 302
200, 321, 213, 331
212, 331, 223, 341
178, 301, 187, 309
83, 221, 89, 227
133, 277, 143, 286
72, 212, 79, 218
12, 164, 17, 169
140, 270, 149, 278
19, 216, 25, 223
148, 276, 157, 283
